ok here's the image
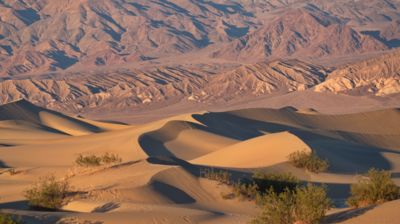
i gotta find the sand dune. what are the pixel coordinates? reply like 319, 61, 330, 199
1, 101, 400, 223
139, 120, 238, 160
0, 99, 126, 137
192, 132, 311, 168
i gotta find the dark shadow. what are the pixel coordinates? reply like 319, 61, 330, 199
151, 181, 195, 204
390, 172, 400, 178
0, 144, 14, 147
153, 0, 190, 16
140, 55, 157, 61
317, 183, 351, 206
0, 45, 13, 55
322, 205, 376, 224
84, 84, 104, 94
92, 202, 120, 213
129, 2, 149, 11
139, 134, 176, 158
14, 8, 40, 26
46, 50, 78, 70
361, 30, 400, 48
0, 200, 30, 210
0, 160, 11, 168
95, 119, 128, 125
198, 0, 254, 17
223, 21, 249, 38
95, 57, 106, 65
167, 28, 211, 48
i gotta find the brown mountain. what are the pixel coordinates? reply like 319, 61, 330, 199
1, 0, 399, 77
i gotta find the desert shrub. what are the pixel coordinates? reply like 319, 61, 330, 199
201, 168, 231, 185
75, 154, 102, 167
253, 172, 299, 194
253, 184, 331, 224
289, 150, 329, 173
252, 188, 295, 224
0, 213, 22, 224
24, 175, 70, 210
75, 153, 122, 167
232, 181, 259, 200
7, 168, 18, 176
293, 184, 331, 224
101, 152, 122, 164
347, 168, 400, 208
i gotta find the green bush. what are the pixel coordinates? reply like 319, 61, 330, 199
289, 150, 329, 173
347, 168, 400, 208
252, 188, 295, 224
0, 213, 22, 224
253, 184, 331, 224
75, 152, 122, 167
24, 175, 70, 210
293, 184, 331, 224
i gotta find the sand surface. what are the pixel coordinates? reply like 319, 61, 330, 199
1, 99, 400, 223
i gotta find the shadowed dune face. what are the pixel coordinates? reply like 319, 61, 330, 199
221, 109, 400, 168
139, 107, 400, 174
0, 99, 126, 138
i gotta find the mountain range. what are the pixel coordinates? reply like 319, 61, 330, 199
0, 0, 400, 113
1, 0, 400, 76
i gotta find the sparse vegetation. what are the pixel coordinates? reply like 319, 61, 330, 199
24, 175, 70, 210
75, 152, 122, 167
289, 150, 329, 173
200, 168, 231, 185
201, 169, 300, 201
6, 168, 19, 176
347, 168, 400, 208
253, 172, 299, 193
0, 213, 22, 224
232, 181, 259, 200
252, 184, 331, 224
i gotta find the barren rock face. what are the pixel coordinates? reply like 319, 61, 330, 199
314, 50, 400, 96
0, 0, 399, 77
0, 60, 329, 113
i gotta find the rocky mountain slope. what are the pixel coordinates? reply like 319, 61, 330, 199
0, 59, 328, 113
1, 0, 400, 77
315, 50, 400, 96
1, 48, 400, 115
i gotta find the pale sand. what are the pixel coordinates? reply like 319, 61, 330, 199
0, 100, 399, 223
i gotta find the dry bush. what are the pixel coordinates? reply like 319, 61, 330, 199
232, 181, 259, 200
101, 152, 122, 164
289, 150, 329, 173
347, 168, 400, 208
24, 175, 70, 210
75, 153, 122, 167
201, 168, 232, 185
